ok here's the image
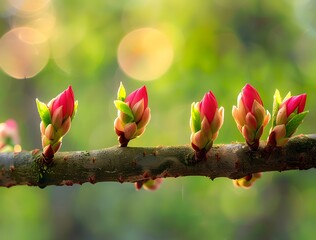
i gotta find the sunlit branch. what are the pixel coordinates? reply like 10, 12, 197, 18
0, 135, 315, 188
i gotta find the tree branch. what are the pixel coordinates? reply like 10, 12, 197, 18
0, 135, 316, 188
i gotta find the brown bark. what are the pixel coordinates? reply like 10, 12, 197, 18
0, 134, 315, 188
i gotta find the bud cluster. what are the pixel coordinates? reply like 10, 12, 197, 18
267, 90, 307, 148
114, 82, 151, 147
36, 86, 78, 161
190, 91, 224, 160
232, 84, 270, 150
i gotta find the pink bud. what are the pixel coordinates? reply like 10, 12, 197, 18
125, 86, 148, 109
5, 119, 17, 130
190, 91, 224, 159
0, 119, 20, 148
232, 84, 270, 150
200, 91, 218, 123
40, 86, 77, 160
267, 92, 307, 149
114, 84, 151, 147
50, 86, 75, 121
281, 94, 307, 117
241, 84, 263, 113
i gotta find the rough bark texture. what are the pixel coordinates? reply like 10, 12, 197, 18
0, 135, 315, 188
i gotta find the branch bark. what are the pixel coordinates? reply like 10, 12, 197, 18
0, 135, 316, 188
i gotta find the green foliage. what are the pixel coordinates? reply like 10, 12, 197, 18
114, 100, 134, 122
117, 82, 126, 101
272, 89, 282, 127
286, 111, 309, 137
71, 100, 79, 120
190, 103, 201, 132
36, 99, 51, 127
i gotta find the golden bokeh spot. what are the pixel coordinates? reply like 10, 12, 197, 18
0, 27, 49, 79
10, 5, 56, 37
8, 0, 50, 13
118, 28, 174, 81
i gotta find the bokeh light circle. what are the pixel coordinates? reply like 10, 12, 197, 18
8, 0, 50, 13
0, 27, 49, 79
10, 6, 56, 37
117, 28, 174, 81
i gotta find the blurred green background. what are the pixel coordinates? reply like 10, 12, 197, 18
0, 0, 316, 239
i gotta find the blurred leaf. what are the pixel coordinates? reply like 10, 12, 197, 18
117, 82, 126, 101
190, 102, 201, 132
114, 100, 134, 122
286, 111, 308, 137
